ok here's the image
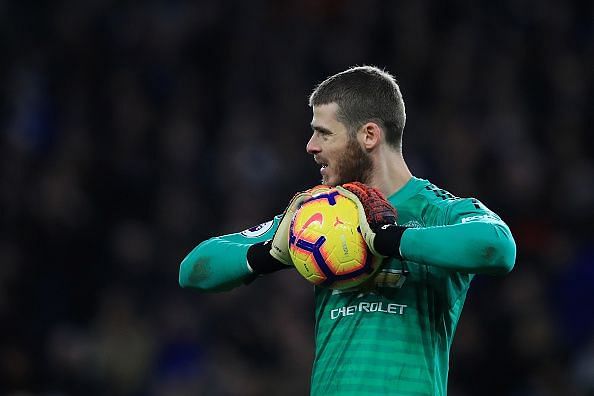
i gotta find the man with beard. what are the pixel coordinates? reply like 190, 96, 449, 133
179, 66, 516, 395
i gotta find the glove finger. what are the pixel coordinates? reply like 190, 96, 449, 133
307, 184, 332, 195
286, 186, 330, 216
340, 184, 374, 223
271, 189, 317, 266
341, 182, 369, 202
335, 186, 373, 230
336, 185, 385, 257
365, 188, 398, 226
285, 191, 312, 215
341, 184, 398, 228
271, 186, 333, 266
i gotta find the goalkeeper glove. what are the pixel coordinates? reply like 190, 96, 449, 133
335, 182, 407, 259
246, 185, 329, 274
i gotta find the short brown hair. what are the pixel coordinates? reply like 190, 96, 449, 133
309, 66, 406, 150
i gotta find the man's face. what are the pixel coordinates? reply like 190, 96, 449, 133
307, 103, 373, 186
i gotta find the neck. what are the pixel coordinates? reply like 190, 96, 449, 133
368, 146, 413, 198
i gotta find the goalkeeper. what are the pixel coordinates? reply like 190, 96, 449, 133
179, 66, 516, 396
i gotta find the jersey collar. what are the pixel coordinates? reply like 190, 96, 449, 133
387, 176, 429, 206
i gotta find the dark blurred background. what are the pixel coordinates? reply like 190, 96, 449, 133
1, 0, 593, 395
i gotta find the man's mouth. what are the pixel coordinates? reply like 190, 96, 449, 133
317, 161, 329, 173
315, 156, 329, 169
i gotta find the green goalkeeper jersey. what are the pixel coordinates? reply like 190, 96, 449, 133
179, 177, 516, 395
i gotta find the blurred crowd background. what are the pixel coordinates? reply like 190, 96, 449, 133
1, 0, 593, 395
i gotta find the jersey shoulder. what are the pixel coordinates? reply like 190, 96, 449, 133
406, 180, 501, 226
398, 181, 464, 227
416, 181, 464, 208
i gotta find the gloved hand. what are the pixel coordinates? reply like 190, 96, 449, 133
247, 185, 329, 274
335, 182, 407, 258
269, 185, 330, 265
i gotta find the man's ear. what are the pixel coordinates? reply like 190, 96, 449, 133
360, 122, 382, 150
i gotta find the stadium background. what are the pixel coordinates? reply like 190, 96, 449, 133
1, 0, 592, 395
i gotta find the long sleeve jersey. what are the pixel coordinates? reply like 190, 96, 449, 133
179, 177, 516, 395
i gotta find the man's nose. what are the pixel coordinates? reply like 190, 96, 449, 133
306, 134, 320, 154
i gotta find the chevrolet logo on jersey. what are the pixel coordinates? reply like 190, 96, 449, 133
329, 268, 409, 320
330, 301, 407, 319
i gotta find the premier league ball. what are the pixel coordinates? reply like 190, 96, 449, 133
289, 187, 380, 289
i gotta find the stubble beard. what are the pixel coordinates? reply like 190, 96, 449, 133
326, 137, 373, 186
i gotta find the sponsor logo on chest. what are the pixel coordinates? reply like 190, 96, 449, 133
330, 301, 407, 319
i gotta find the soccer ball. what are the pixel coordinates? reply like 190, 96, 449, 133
289, 187, 380, 289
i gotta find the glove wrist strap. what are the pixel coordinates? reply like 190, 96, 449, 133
373, 225, 407, 259
247, 241, 289, 275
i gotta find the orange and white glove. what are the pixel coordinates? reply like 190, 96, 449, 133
336, 182, 406, 258
247, 185, 329, 274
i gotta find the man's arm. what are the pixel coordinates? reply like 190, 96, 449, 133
179, 217, 280, 292
179, 185, 332, 292
400, 199, 516, 275
337, 183, 516, 276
